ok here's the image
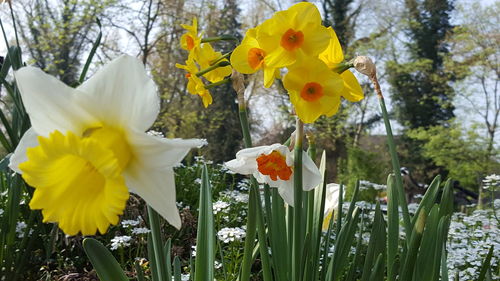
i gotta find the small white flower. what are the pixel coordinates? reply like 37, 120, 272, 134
225, 144, 321, 206
0, 209, 3, 216
121, 219, 141, 227
110, 235, 132, 250
16, 222, 28, 238
213, 201, 230, 214
217, 227, 246, 243
132, 227, 151, 235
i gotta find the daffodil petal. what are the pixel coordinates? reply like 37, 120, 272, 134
14, 67, 97, 137
340, 70, 364, 102
78, 55, 159, 131
302, 151, 322, 191
127, 131, 206, 169
277, 183, 295, 206
9, 128, 39, 174
124, 166, 181, 229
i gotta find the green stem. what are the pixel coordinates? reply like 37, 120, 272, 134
378, 93, 412, 245
238, 106, 257, 281
0, 17, 11, 52
292, 118, 304, 281
201, 35, 238, 43
196, 61, 231, 77
147, 206, 167, 281
205, 78, 231, 89
210, 52, 232, 65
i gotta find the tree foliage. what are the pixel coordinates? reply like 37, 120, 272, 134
14, 0, 114, 85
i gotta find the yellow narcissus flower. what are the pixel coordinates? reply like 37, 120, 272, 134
180, 18, 202, 55
319, 27, 364, 103
9, 55, 205, 236
175, 58, 213, 108
230, 28, 280, 88
257, 2, 330, 69
283, 57, 344, 123
196, 43, 232, 83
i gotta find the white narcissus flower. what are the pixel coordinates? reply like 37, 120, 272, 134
224, 143, 321, 206
322, 183, 343, 231
9, 55, 205, 236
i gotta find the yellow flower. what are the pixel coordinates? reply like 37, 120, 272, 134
256, 2, 330, 69
196, 43, 232, 83
176, 58, 213, 108
180, 18, 202, 55
10, 55, 205, 235
283, 57, 344, 123
319, 27, 364, 102
230, 28, 280, 88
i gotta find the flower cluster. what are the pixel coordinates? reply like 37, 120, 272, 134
230, 2, 364, 123
110, 235, 132, 250
447, 209, 499, 280
176, 18, 232, 107
217, 227, 246, 243
483, 174, 500, 190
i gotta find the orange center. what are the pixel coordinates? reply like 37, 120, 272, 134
248, 48, 266, 70
186, 36, 195, 50
186, 73, 192, 78
300, 82, 323, 102
280, 29, 304, 51
256, 150, 293, 181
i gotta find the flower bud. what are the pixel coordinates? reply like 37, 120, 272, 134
353, 56, 376, 78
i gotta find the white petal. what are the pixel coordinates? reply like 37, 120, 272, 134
278, 184, 295, 206
128, 130, 205, 169
301, 151, 322, 191
224, 158, 256, 175
77, 55, 159, 131
124, 165, 181, 229
14, 67, 97, 136
9, 128, 39, 174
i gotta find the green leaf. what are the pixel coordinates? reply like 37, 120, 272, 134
194, 165, 215, 281
82, 238, 128, 281
173, 256, 182, 281
361, 203, 386, 281
134, 260, 145, 281
78, 18, 102, 84
477, 246, 494, 281
368, 254, 384, 281
411, 175, 441, 227
413, 205, 440, 281
327, 207, 361, 281
399, 206, 427, 281
386, 174, 399, 281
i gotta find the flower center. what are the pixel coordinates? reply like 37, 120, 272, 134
280, 29, 304, 51
19, 127, 132, 235
256, 150, 293, 181
248, 48, 266, 70
300, 82, 323, 102
186, 35, 195, 50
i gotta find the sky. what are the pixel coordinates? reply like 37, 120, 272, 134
0, 0, 498, 142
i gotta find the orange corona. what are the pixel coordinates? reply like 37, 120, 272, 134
256, 150, 293, 181
300, 82, 323, 102
280, 29, 304, 51
248, 48, 266, 70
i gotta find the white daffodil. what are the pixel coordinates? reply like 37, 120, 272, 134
9, 55, 205, 236
322, 183, 343, 231
225, 143, 321, 206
